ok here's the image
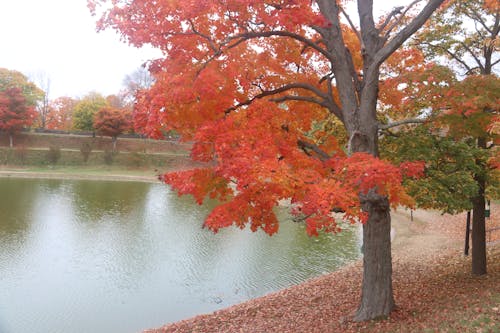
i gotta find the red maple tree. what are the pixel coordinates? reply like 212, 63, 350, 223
0, 87, 36, 147
94, 106, 131, 151
91, 0, 444, 320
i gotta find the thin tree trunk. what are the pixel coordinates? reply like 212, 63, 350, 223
471, 136, 487, 275
472, 195, 486, 275
9, 134, 13, 148
354, 189, 395, 321
112, 136, 117, 152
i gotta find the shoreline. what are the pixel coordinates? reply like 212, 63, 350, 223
0, 168, 162, 183
146, 207, 499, 333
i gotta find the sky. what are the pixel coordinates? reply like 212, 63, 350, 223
0, 0, 411, 100
0, 0, 158, 99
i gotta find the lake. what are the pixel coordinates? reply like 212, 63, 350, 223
0, 177, 360, 333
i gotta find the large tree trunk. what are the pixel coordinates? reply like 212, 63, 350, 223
471, 137, 487, 275
313, 0, 444, 321
348, 103, 395, 322
354, 189, 395, 321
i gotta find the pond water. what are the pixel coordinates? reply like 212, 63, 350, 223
0, 178, 360, 333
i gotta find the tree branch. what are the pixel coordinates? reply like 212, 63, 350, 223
187, 19, 220, 55
224, 82, 338, 115
225, 30, 334, 63
467, 5, 495, 35
382, 1, 423, 40
378, 117, 426, 130
297, 139, 331, 161
421, 41, 474, 73
370, 0, 445, 71
340, 6, 362, 44
460, 41, 485, 73
269, 95, 344, 121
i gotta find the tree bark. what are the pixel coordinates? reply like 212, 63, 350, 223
471, 137, 487, 275
354, 189, 395, 321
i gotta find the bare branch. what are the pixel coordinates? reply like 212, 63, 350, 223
379, 6, 405, 32
383, 0, 423, 40
370, 0, 445, 71
378, 117, 426, 130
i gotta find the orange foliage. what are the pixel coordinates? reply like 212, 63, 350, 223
94, 106, 131, 139
0, 87, 36, 134
46, 96, 78, 131
91, 0, 429, 236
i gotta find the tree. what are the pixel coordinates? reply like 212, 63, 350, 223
47, 96, 78, 131
0, 68, 43, 107
121, 66, 154, 106
72, 92, 107, 132
93, 106, 131, 151
91, 0, 444, 320
414, 0, 500, 275
0, 87, 36, 147
31, 72, 52, 130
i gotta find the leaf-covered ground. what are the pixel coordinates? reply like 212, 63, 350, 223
146, 205, 500, 333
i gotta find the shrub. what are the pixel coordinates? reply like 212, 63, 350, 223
125, 151, 145, 167
103, 149, 115, 165
46, 145, 61, 164
80, 142, 93, 163
14, 145, 28, 165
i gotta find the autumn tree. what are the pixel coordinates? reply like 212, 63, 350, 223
412, 0, 500, 275
0, 87, 36, 147
47, 96, 78, 131
93, 106, 131, 151
72, 92, 107, 132
91, 0, 445, 320
0, 68, 43, 107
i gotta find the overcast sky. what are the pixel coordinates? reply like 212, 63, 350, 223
0, 0, 412, 99
0, 0, 158, 99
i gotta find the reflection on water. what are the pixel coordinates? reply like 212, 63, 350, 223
0, 178, 360, 333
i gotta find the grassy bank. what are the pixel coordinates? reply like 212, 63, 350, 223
0, 165, 164, 182
0, 132, 198, 172
0, 131, 191, 154
0, 146, 193, 169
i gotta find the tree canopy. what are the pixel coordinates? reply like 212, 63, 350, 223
94, 106, 131, 150
0, 87, 36, 147
72, 92, 108, 132
0, 68, 43, 107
